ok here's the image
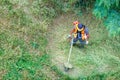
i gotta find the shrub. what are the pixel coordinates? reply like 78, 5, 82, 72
93, 0, 120, 36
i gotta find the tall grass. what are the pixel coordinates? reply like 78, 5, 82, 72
0, 1, 50, 79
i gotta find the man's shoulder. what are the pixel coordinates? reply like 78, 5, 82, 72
85, 26, 89, 33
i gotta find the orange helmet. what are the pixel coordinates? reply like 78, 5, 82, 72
73, 21, 79, 25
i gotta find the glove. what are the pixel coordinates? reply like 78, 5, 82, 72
84, 34, 87, 39
86, 41, 88, 44
68, 34, 71, 38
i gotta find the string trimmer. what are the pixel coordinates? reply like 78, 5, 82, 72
64, 36, 73, 72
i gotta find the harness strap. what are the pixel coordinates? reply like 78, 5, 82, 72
74, 24, 85, 40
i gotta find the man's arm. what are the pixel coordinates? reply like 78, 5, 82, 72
70, 27, 75, 35
85, 27, 89, 44
85, 27, 89, 39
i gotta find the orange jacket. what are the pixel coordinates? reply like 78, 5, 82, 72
70, 24, 89, 40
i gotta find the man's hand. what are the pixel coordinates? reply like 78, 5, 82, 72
68, 35, 72, 38
86, 40, 89, 44
84, 34, 87, 39
85, 34, 90, 40
67, 35, 72, 42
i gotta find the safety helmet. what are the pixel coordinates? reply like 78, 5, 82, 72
78, 24, 83, 29
77, 24, 84, 31
73, 21, 79, 25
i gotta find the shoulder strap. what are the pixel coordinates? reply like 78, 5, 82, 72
76, 24, 84, 32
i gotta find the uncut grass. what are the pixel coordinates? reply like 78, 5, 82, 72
0, 22, 50, 79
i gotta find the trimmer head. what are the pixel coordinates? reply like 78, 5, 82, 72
64, 62, 73, 72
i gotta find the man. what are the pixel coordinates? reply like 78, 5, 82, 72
69, 21, 89, 46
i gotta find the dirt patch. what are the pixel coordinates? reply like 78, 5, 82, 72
46, 13, 120, 78
46, 14, 83, 78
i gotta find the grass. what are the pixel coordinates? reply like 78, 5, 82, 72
48, 13, 120, 79
0, 30, 52, 79
0, 2, 120, 79
0, 14, 52, 79
0, 12, 74, 80
2, 53, 51, 80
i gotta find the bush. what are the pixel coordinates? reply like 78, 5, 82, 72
104, 10, 120, 36
93, 0, 120, 36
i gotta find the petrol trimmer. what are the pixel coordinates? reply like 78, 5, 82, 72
64, 36, 73, 72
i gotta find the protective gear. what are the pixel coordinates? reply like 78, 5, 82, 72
68, 35, 72, 38
77, 25, 84, 31
70, 21, 89, 45
86, 41, 89, 44
73, 21, 79, 25
73, 24, 85, 40
78, 24, 83, 29
73, 33, 77, 38
67, 34, 72, 43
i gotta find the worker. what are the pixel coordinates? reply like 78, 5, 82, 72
68, 21, 89, 46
